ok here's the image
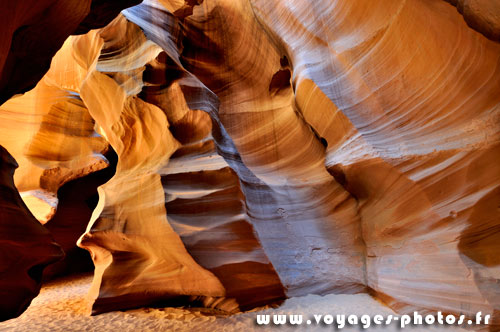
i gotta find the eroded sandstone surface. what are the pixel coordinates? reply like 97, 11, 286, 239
0, 0, 499, 328
0, 146, 64, 321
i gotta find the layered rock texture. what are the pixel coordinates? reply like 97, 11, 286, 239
0, 0, 141, 106
0, 0, 499, 329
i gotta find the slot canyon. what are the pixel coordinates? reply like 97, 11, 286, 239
0, 0, 499, 331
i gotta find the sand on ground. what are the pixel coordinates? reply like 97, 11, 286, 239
0, 274, 470, 332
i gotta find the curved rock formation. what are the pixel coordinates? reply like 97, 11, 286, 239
0, 0, 140, 105
0, 0, 149, 223
42, 149, 117, 280
127, 0, 500, 323
0, 0, 140, 321
70, 15, 285, 313
0, 146, 64, 321
248, 0, 500, 321
0, 47, 110, 223
0, 0, 498, 328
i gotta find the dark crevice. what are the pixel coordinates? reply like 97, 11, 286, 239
42, 148, 117, 281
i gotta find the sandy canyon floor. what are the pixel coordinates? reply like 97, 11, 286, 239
0, 274, 471, 332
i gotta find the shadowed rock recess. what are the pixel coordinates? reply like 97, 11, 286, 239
0, 0, 499, 328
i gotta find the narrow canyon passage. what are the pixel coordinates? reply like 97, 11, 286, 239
0, 0, 499, 330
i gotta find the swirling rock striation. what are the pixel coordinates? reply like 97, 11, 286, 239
0, 0, 140, 321
126, 0, 499, 323
0, 0, 498, 328
0, 0, 141, 106
62, 15, 285, 313
248, 0, 500, 322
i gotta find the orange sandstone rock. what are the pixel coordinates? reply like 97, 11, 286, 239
0, 146, 63, 321
0, 0, 498, 326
